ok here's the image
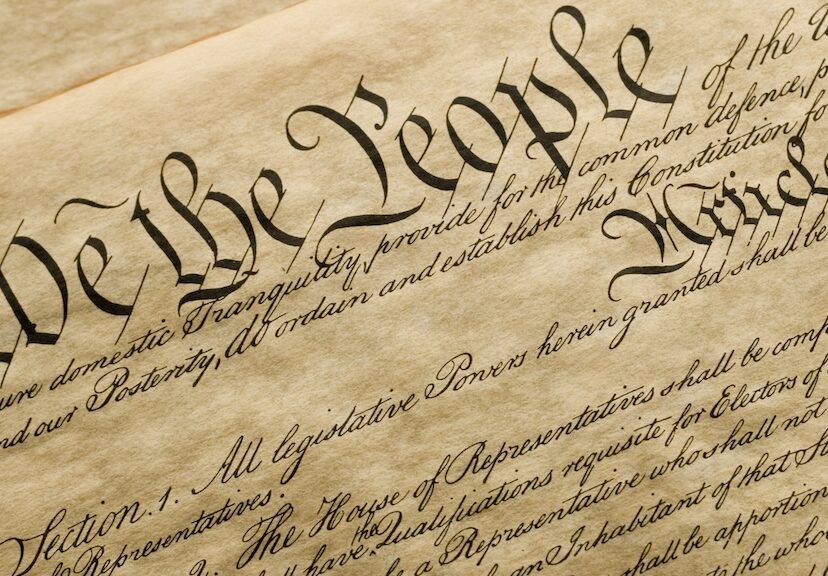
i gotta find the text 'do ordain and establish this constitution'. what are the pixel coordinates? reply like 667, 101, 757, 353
1, 1, 827, 575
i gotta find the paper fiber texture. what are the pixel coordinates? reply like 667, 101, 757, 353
1, 1, 827, 575
0, 0, 303, 113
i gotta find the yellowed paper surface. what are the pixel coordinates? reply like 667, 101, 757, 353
1, 2, 828, 575
0, 0, 304, 113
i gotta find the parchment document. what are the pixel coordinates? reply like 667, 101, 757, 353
1, 1, 828, 575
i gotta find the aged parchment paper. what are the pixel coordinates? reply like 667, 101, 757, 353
0, 0, 304, 114
1, 1, 827, 575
